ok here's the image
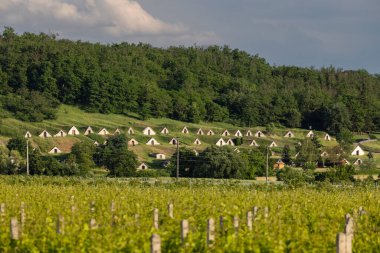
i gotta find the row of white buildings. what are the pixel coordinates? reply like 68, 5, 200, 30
25, 126, 332, 141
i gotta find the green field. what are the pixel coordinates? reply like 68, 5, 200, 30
0, 176, 379, 252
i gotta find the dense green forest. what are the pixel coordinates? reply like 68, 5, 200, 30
0, 27, 379, 134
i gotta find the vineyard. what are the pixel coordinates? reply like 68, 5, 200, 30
0, 176, 379, 252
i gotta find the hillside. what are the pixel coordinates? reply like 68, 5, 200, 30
0, 28, 379, 136
1, 104, 379, 170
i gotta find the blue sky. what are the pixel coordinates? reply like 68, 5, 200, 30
1, 0, 379, 73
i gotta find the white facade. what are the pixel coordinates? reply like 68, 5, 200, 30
269, 141, 278, 147
49, 147, 62, 154
194, 138, 202, 145
128, 138, 139, 146
249, 140, 259, 147
207, 130, 215, 135
160, 127, 169, 134
54, 130, 67, 137
142, 127, 156, 136
246, 130, 253, 137
146, 138, 160, 146
68, 126, 80, 136
182, 126, 189, 134
127, 127, 134, 135
235, 130, 242, 137
169, 138, 178, 145
306, 130, 314, 138
137, 163, 148, 170
255, 131, 265, 138
284, 131, 295, 138
98, 128, 110, 135
84, 126, 94, 135
222, 130, 230, 136
25, 131, 32, 138
39, 130, 52, 138
216, 138, 226, 146
197, 128, 204, 135
351, 146, 365, 156
226, 139, 235, 146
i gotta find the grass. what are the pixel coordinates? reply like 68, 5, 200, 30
360, 140, 380, 153
0, 104, 379, 169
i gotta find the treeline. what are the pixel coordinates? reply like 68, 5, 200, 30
0, 27, 379, 133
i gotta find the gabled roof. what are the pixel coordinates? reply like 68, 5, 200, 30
197, 128, 204, 135
146, 138, 160, 145
222, 129, 230, 136
194, 138, 202, 145
216, 138, 226, 146
269, 141, 277, 147
84, 126, 94, 135
324, 133, 331, 141
142, 127, 156, 135
39, 130, 52, 138
226, 139, 235, 146
255, 131, 265, 138
306, 130, 314, 138
235, 130, 243, 137
137, 163, 148, 170
127, 127, 134, 134
284, 131, 295, 138
48, 147, 62, 154
98, 128, 110, 135
160, 127, 169, 134
246, 130, 253, 136
351, 146, 365, 156
182, 126, 189, 134
24, 131, 32, 138
169, 138, 178, 145
68, 126, 80, 135
128, 138, 139, 146
207, 130, 215, 135
114, 128, 121, 135
54, 130, 67, 137
249, 140, 259, 147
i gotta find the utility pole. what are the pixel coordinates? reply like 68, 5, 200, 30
26, 140, 29, 175
266, 146, 269, 184
176, 137, 180, 179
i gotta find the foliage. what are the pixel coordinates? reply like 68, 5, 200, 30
0, 28, 379, 132
276, 167, 315, 187
315, 165, 356, 183
0, 176, 379, 251
95, 135, 138, 177
193, 146, 251, 179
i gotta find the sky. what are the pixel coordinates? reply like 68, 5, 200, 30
1, 0, 379, 73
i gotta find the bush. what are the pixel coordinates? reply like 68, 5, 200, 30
134, 169, 170, 178
276, 167, 315, 187
315, 165, 355, 183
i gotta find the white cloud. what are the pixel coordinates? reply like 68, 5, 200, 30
0, 0, 185, 36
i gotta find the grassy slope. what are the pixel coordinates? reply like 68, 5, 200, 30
0, 104, 378, 169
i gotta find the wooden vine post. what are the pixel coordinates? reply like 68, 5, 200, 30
181, 219, 189, 244
153, 208, 159, 230
207, 218, 215, 246
150, 234, 161, 253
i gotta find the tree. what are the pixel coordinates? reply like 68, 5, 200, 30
193, 146, 250, 179
70, 142, 96, 176
169, 147, 199, 177
296, 139, 319, 169
336, 128, 354, 152
95, 135, 138, 177
7, 137, 26, 155
281, 145, 292, 164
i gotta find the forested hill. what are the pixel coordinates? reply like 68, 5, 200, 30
0, 27, 379, 134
